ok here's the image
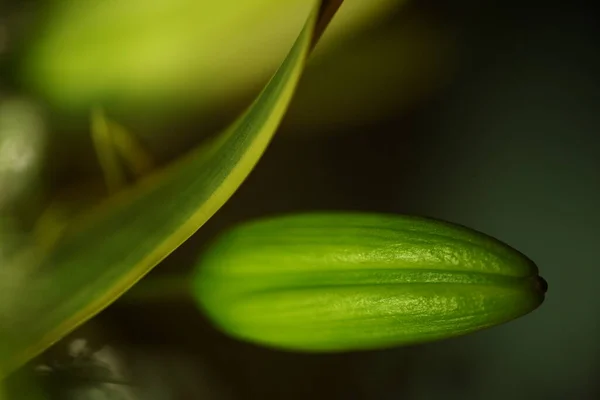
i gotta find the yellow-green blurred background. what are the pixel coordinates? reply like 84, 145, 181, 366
1, 0, 598, 399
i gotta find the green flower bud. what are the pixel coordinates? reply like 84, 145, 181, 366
193, 212, 547, 351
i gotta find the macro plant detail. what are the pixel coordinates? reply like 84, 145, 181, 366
0, 0, 548, 396
193, 212, 547, 351
0, 0, 342, 380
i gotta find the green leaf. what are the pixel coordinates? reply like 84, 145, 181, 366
21, 0, 399, 113
193, 212, 547, 352
0, 0, 342, 379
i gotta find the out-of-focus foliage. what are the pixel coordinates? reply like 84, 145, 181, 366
0, 98, 47, 213
286, 13, 456, 133
0, 0, 337, 379
0, 100, 47, 325
21, 0, 404, 113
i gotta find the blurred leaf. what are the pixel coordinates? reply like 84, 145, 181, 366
21, 0, 402, 113
0, 0, 341, 379
2, 369, 49, 400
0, 98, 47, 213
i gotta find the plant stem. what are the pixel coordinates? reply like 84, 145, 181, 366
120, 274, 193, 304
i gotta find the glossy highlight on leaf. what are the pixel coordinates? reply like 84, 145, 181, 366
193, 212, 547, 352
0, 0, 343, 379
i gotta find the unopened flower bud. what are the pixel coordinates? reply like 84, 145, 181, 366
193, 213, 547, 351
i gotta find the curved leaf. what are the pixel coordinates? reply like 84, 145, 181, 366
0, 0, 342, 379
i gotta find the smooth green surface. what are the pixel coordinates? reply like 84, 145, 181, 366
194, 212, 547, 351
22, 0, 401, 112
0, 0, 337, 379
